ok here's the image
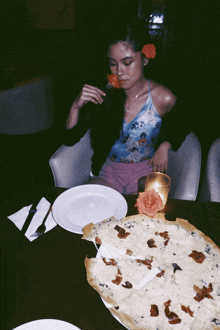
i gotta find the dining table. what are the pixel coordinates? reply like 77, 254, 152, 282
0, 184, 220, 330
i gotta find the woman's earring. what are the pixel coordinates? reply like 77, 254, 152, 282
144, 58, 149, 66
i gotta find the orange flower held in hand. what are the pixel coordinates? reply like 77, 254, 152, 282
107, 74, 121, 89
135, 190, 163, 218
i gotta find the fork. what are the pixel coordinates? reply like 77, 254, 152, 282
31, 206, 52, 238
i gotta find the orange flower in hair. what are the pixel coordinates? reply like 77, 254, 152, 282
107, 74, 121, 89
142, 44, 156, 58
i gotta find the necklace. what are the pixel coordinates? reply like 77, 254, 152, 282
124, 87, 146, 113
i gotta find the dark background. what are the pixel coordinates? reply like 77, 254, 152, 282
0, 0, 219, 188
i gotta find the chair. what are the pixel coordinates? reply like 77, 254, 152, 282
166, 132, 201, 201
0, 76, 54, 135
139, 132, 201, 200
0, 77, 55, 186
49, 129, 93, 188
198, 137, 220, 202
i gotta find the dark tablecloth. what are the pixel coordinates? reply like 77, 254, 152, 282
0, 185, 220, 329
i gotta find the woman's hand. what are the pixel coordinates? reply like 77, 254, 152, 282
74, 84, 106, 110
66, 84, 106, 129
148, 141, 171, 173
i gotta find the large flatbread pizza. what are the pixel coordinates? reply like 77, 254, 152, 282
82, 214, 220, 330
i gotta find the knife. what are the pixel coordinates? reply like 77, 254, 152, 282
21, 199, 39, 234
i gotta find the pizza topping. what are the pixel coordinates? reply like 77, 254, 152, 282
95, 236, 102, 244
205, 244, 216, 257
164, 300, 181, 324
114, 225, 130, 239
155, 231, 170, 246
205, 244, 211, 254
126, 249, 133, 255
102, 258, 117, 266
172, 263, 182, 273
150, 304, 159, 317
99, 283, 108, 288
189, 250, 205, 263
114, 306, 119, 310
124, 221, 135, 229
212, 318, 220, 326
117, 268, 122, 275
164, 238, 170, 246
112, 275, 122, 285
147, 238, 157, 248
181, 305, 194, 317
167, 312, 181, 324
136, 257, 153, 269
164, 300, 171, 307
156, 269, 165, 277
193, 283, 213, 301
122, 281, 133, 288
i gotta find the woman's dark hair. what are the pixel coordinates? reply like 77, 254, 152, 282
104, 18, 152, 53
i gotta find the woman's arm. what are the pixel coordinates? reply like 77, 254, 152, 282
148, 141, 171, 173
155, 96, 192, 152
149, 83, 191, 172
63, 84, 106, 147
152, 99, 192, 172
66, 84, 106, 129
148, 83, 176, 172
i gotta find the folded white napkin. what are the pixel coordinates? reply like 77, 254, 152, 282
8, 197, 57, 241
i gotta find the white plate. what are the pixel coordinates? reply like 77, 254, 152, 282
52, 185, 128, 234
13, 319, 80, 330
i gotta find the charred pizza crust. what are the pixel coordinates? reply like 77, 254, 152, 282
83, 214, 220, 330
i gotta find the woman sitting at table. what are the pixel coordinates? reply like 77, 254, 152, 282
64, 18, 188, 194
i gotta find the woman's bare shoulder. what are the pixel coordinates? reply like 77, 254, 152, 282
149, 80, 177, 117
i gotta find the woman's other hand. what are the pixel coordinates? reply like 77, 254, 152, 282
148, 141, 171, 173
66, 84, 106, 129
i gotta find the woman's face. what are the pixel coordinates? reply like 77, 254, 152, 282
107, 41, 147, 91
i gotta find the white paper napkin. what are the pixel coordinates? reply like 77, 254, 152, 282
8, 197, 57, 241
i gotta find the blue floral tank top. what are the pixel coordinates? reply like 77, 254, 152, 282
108, 81, 162, 163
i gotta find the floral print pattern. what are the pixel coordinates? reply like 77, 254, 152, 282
108, 92, 162, 163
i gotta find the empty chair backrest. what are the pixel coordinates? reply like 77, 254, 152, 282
167, 132, 201, 201
0, 77, 54, 135
198, 137, 220, 202
49, 129, 93, 188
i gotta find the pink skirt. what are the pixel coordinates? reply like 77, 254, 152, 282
98, 159, 153, 194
